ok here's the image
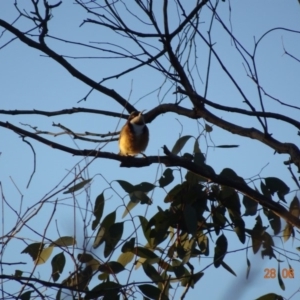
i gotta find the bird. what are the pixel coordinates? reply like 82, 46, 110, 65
118, 110, 149, 156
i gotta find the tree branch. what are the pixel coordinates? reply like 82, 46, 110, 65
1, 121, 299, 229
0, 19, 135, 113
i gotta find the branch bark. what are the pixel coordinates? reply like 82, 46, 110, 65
1, 121, 299, 229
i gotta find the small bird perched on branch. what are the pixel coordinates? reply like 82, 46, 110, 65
118, 111, 149, 156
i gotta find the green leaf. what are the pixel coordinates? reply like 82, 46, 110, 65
214, 234, 227, 268
21, 242, 53, 265
122, 199, 139, 218
138, 284, 162, 300
49, 236, 76, 247
63, 179, 92, 194
159, 168, 174, 187
99, 261, 125, 274
21, 242, 44, 261
215, 144, 239, 148
164, 184, 183, 203
283, 223, 293, 242
233, 216, 246, 244
277, 263, 285, 291
116, 180, 135, 193
117, 252, 134, 267
92, 192, 105, 230
77, 253, 94, 263
104, 222, 124, 258
251, 216, 264, 254
93, 211, 116, 249
36, 246, 53, 265
220, 186, 241, 215
14, 270, 23, 277
246, 258, 251, 279
261, 232, 275, 259
173, 264, 185, 279
20, 291, 33, 300
219, 168, 245, 184
143, 261, 163, 282
290, 196, 300, 218
132, 247, 159, 260
255, 293, 284, 300
134, 182, 156, 193
85, 282, 121, 299
243, 195, 258, 216
264, 177, 289, 202
51, 252, 65, 282
197, 232, 209, 256
183, 205, 197, 235
131, 191, 151, 205
221, 261, 236, 276
139, 216, 151, 244
263, 209, 281, 235
205, 124, 213, 132
121, 237, 135, 252
171, 135, 193, 155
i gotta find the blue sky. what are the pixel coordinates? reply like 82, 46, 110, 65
1, 1, 300, 299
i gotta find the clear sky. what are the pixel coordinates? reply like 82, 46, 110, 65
1, 1, 300, 300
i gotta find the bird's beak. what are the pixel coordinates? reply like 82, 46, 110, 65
139, 110, 146, 115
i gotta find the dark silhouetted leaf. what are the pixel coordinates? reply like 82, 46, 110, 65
261, 232, 275, 259
250, 216, 264, 254
215, 144, 239, 148
132, 247, 159, 260
21, 242, 53, 265
21, 242, 44, 261
243, 195, 258, 216
233, 216, 246, 244
277, 264, 285, 291
92, 192, 105, 230
183, 205, 197, 235
63, 179, 92, 194
221, 261, 236, 276
131, 191, 151, 205
134, 182, 156, 192
263, 209, 281, 235
93, 211, 116, 249
219, 168, 245, 184
205, 124, 213, 132
290, 196, 300, 218
264, 177, 289, 202
78, 253, 94, 263
121, 237, 135, 252
138, 284, 165, 300
99, 261, 125, 274
116, 180, 135, 193
85, 282, 121, 299
143, 261, 163, 282
51, 252, 65, 282
104, 222, 124, 258
159, 168, 174, 187
214, 234, 227, 268
139, 216, 151, 244
20, 291, 33, 300
14, 270, 23, 277
255, 293, 283, 300
164, 184, 183, 203
171, 135, 193, 155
